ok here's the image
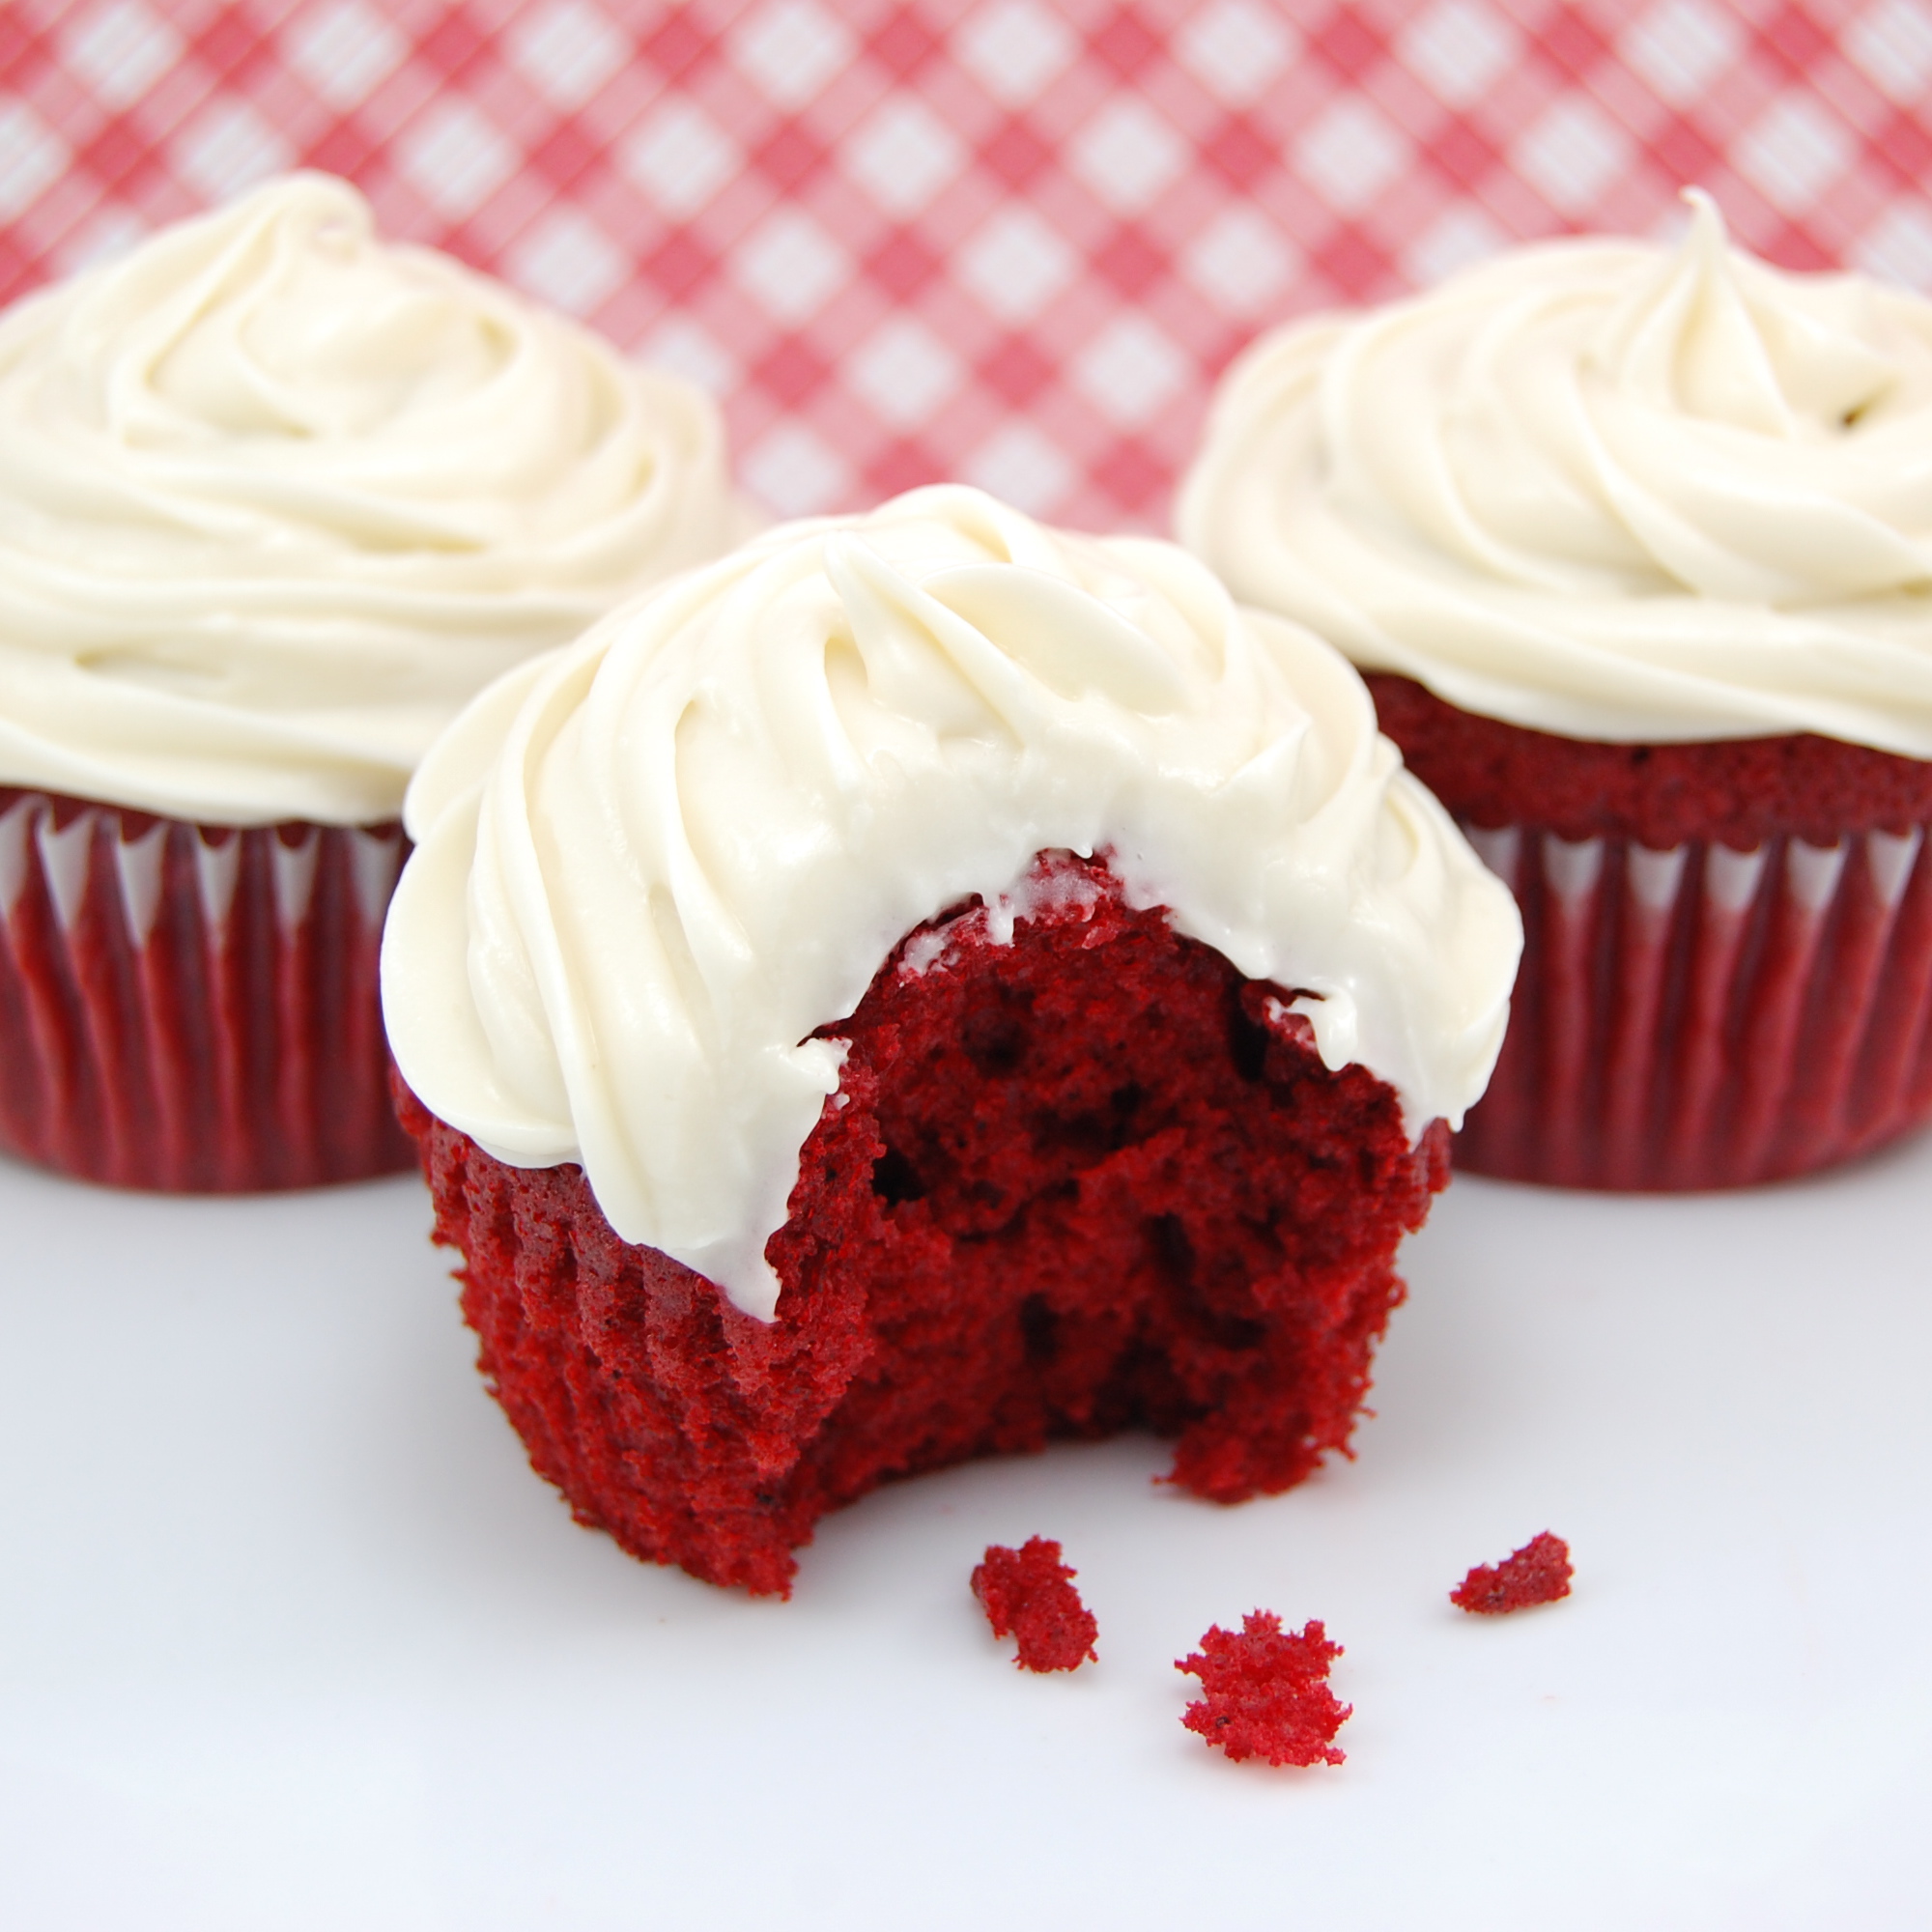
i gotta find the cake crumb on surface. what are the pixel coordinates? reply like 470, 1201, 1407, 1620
971, 1537, 1097, 1672
1176, 1612, 1349, 1767
1451, 1532, 1573, 1614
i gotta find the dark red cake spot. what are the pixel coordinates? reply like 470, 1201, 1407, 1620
1451, 1531, 1573, 1614
1176, 1611, 1349, 1768
971, 1536, 1097, 1671
400, 851, 1450, 1597
1366, 672, 1932, 849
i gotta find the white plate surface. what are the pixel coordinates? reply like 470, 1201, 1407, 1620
3, 1134, 1930, 1930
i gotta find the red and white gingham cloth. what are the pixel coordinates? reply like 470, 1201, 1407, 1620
5, 0, 1932, 533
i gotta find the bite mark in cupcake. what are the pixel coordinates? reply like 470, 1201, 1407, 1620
384, 486, 1520, 1592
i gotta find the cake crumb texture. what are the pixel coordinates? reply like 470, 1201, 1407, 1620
1451, 1532, 1574, 1614
971, 1537, 1097, 1672
1176, 1612, 1350, 1768
400, 853, 1448, 1597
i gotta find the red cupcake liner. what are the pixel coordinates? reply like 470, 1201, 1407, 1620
1456, 818, 1932, 1189
0, 787, 413, 1191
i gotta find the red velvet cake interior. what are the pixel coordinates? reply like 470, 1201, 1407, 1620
401, 851, 1450, 1597
1451, 1532, 1573, 1615
971, 1536, 1098, 1672
1176, 1611, 1350, 1767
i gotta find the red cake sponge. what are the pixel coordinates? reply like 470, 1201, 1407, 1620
1176, 1611, 1350, 1767
402, 852, 1449, 1598
1451, 1532, 1574, 1614
971, 1537, 1097, 1671
1365, 671, 1932, 848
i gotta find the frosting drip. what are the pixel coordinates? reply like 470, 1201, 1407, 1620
0, 174, 736, 824
1179, 192, 1932, 754
382, 485, 1521, 1319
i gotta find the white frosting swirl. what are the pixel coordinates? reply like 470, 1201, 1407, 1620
1179, 192, 1932, 754
0, 174, 737, 825
383, 485, 1521, 1319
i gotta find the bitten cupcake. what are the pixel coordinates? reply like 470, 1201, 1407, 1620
0, 174, 737, 1190
382, 485, 1520, 1595
1179, 191, 1932, 1190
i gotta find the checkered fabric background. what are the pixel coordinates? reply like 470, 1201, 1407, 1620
5, 0, 1932, 532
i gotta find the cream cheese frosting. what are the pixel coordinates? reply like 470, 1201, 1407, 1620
1179, 191, 1932, 756
382, 485, 1521, 1319
0, 173, 736, 825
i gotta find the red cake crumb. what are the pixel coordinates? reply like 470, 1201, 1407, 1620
400, 851, 1450, 1597
1451, 1532, 1574, 1614
971, 1537, 1097, 1671
1365, 672, 1932, 849
1176, 1612, 1350, 1767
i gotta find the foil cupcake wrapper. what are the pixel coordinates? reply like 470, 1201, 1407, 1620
1456, 820, 1932, 1189
0, 790, 412, 1190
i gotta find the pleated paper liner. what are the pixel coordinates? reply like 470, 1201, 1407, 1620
0, 788, 412, 1191
1455, 820, 1932, 1190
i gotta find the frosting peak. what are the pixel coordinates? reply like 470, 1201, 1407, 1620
1588, 192, 1897, 440
0, 174, 737, 824
382, 486, 1521, 1319
1179, 192, 1932, 753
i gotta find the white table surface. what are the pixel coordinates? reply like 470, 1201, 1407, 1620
2, 1131, 1929, 1931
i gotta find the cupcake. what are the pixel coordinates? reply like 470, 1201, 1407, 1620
1179, 191, 1932, 1190
0, 174, 737, 1190
382, 485, 1520, 1595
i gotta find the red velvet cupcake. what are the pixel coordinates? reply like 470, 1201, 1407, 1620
382, 487, 1520, 1594
0, 175, 735, 1190
1180, 192, 1932, 1190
